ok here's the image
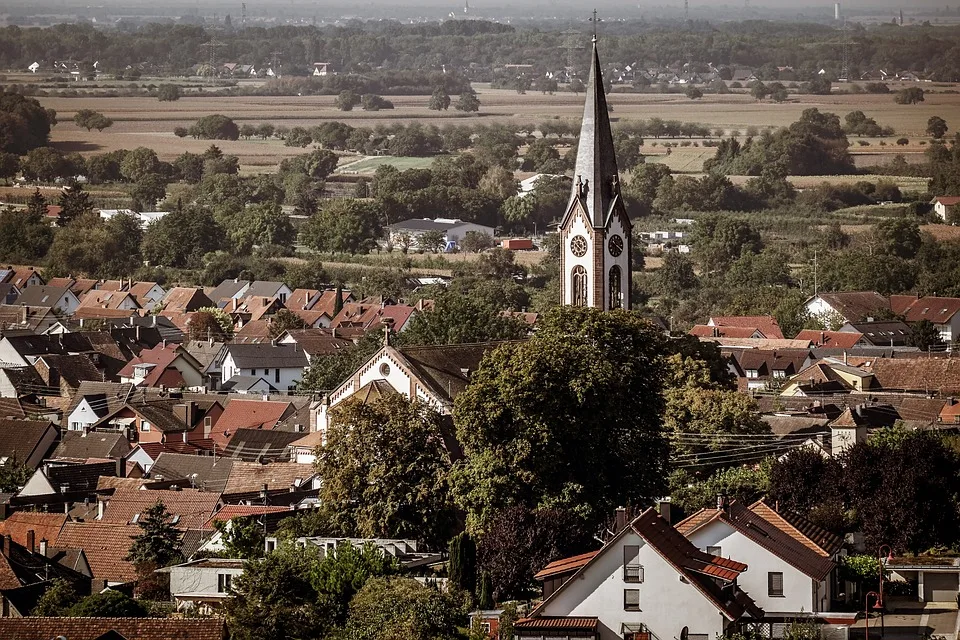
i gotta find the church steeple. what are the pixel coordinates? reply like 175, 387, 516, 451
559, 32, 631, 311
570, 37, 620, 228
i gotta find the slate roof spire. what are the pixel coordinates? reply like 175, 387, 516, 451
570, 36, 620, 228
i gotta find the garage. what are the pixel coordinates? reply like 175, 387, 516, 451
923, 572, 959, 603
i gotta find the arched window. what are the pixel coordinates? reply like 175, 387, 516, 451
571, 265, 588, 307
609, 266, 623, 310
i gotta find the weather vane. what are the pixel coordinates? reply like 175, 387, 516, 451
589, 9, 601, 43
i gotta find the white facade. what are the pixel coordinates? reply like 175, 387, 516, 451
686, 520, 830, 614
135, 284, 167, 305
99, 209, 170, 229
163, 559, 244, 613
560, 206, 630, 310
536, 529, 732, 640
388, 219, 495, 251
67, 397, 105, 431
219, 351, 305, 391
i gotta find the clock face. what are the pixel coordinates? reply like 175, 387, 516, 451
570, 235, 588, 258
608, 234, 624, 257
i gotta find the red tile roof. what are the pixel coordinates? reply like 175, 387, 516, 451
77, 290, 141, 311
869, 358, 960, 395
898, 296, 960, 324
116, 343, 185, 387
211, 399, 291, 447
533, 550, 599, 580
0, 512, 67, 547
0, 617, 225, 640
690, 325, 763, 339
749, 500, 843, 557
814, 292, 890, 322
675, 508, 721, 536
794, 330, 864, 349
101, 487, 221, 531
710, 315, 784, 339
56, 522, 138, 583
223, 461, 315, 495
514, 617, 598, 631
935, 196, 960, 206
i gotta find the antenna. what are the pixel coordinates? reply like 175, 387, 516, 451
270, 50, 283, 78
837, 19, 854, 82
241, 2, 247, 26
589, 9, 601, 42
560, 29, 587, 73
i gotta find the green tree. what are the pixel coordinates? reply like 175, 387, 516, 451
214, 516, 266, 560
657, 251, 697, 297
429, 86, 452, 110
73, 108, 113, 131
268, 308, 308, 339
20, 147, 70, 182
478, 571, 494, 609
338, 577, 462, 640
0, 152, 19, 183
0, 206, 52, 263
189, 307, 235, 341
455, 91, 481, 113
336, 90, 361, 111
0, 460, 33, 493
873, 217, 921, 259
685, 86, 704, 100
157, 84, 181, 101
909, 319, 945, 352
461, 231, 496, 253
692, 214, 763, 273
768, 448, 846, 533
301, 199, 382, 254
68, 590, 147, 618
141, 205, 226, 269
0, 90, 56, 154
298, 331, 382, 393
894, 87, 925, 105
47, 212, 140, 279
669, 465, 770, 513
126, 500, 183, 567
229, 203, 296, 254
402, 290, 528, 346
417, 229, 446, 253
131, 173, 168, 211
57, 182, 93, 227
361, 94, 393, 111
193, 114, 240, 140
452, 307, 669, 530
31, 578, 81, 616
926, 116, 948, 139
448, 532, 477, 595
317, 394, 458, 548
665, 385, 770, 462
120, 147, 161, 183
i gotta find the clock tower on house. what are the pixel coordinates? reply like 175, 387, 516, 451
559, 35, 631, 309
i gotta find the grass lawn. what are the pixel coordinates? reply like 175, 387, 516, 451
337, 155, 437, 174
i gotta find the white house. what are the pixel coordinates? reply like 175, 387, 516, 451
312, 62, 333, 76
13, 285, 81, 316
803, 291, 890, 326
519, 508, 763, 640
98, 209, 169, 229
28, 62, 40, 73
898, 295, 960, 344
934, 196, 960, 222
214, 343, 309, 391
677, 500, 838, 616
387, 218, 495, 251
158, 558, 245, 614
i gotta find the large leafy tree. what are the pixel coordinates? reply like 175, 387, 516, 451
0, 206, 53, 263
228, 202, 296, 254
68, 590, 147, 618
58, 182, 94, 227
452, 307, 670, 530
317, 394, 459, 548
126, 500, 183, 567
141, 205, 226, 269
401, 290, 528, 346
47, 213, 142, 279
301, 199, 383, 254
298, 331, 382, 393
767, 448, 846, 534
336, 577, 463, 640
0, 91, 56, 154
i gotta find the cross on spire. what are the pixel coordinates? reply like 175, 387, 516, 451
590, 9, 601, 43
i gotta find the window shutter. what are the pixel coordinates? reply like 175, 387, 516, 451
624, 589, 641, 611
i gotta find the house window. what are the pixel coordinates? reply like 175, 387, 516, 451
265, 539, 277, 553
623, 545, 643, 583
275, 368, 281, 384
264, 369, 270, 375
379, 363, 391, 377
624, 589, 640, 611
480, 622, 491, 633
218, 573, 233, 593
141, 421, 151, 432
768, 572, 784, 597
746, 369, 759, 379
706, 546, 722, 556
571, 266, 588, 307
773, 370, 786, 379
204, 416, 212, 428
251, 369, 257, 376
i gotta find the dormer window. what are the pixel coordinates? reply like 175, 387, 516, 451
746, 369, 759, 379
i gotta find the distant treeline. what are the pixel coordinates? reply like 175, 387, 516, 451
2, 20, 960, 81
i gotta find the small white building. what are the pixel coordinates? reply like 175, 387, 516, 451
99, 209, 169, 229
519, 508, 763, 640
214, 343, 309, 391
934, 197, 960, 222
158, 558, 245, 614
387, 218, 495, 251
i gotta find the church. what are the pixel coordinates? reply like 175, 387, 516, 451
559, 37, 632, 310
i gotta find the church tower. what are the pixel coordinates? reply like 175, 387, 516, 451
559, 37, 631, 310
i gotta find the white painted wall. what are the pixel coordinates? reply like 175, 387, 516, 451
686, 520, 827, 613
169, 564, 243, 596
538, 530, 729, 640
219, 351, 304, 390
68, 398, 103, 430
561, 212, 595, 307
0, 339, 29, 367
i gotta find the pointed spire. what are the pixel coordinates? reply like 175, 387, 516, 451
570, 37, 619, 228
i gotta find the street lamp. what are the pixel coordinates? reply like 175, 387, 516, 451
877, 545, 893, 637
864, 591, 883, 640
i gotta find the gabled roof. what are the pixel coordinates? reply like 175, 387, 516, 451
53, 431, 131, 461
690, 325, 764, 339
934, 196, 960, 206
56, 522, 138, 582
533, 550, 598, 580
0, 512, 68, 547
223, 428, 302, 462
899, 296, 960, 324
211, 399, 291, 446
149, 452, 234, 493
63, 381, 134, 419
36, 353, 103, 389
749, 500, 843, 557
204, 504, 293, 531
0, 419, 51, 465
13, 286, 71, 308
391, 342, 511, 405
43, 460, 116, 493
77, 290, 141, 311
222, 343, 308, 369
531, 509, 760, 623
710, 316, 784, 339
101, 487, 221, 530
244, 281, 287, 299
0, 617, 225, 640
208, 279, 250, 302
223, 461, 315, 496
117, 343, 192, 387
282, 329, 353, 356
161, 287, 214, 314
794, 330, 864, 349
869, 358, 960, 395
812, 292, 890, 322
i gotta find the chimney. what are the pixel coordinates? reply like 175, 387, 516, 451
820, 331, 825, 345
659, 499, 672, 525
615, 506, 628, 533
2, 534, 9, 557
39, 539, 47, 557
26, 529, 35, 553
116, 454, 127, 479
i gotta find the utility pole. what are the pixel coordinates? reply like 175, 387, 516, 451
200, 39, 226, 76
684, 0, 689, 19
241, 2, 247, 26
270, 50, 283, 78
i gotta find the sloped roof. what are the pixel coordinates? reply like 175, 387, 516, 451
749, 500, 843, 557
223, 428, 301, 462
533, 550, 598, 580
101, 487, 220, 530
149, 452, 235, 493
899, 296, 960, 324
244, 281, 286, 299
77, 290, 141, 311
223, 461, 315, 496
711, 316, 784, 339
204, 504, 293, 531
211, 399, 291, 446
44, 460, 116, 493
14, 286, 72, 308
56, 522, 138, 582
209, 279, 250, 302
0, 617, 225, 640
63, 381, 134, 418
0, 512, 67, 547
794, 330, 865, 349
690, 325, 763, 339
814, 292, 890, 322
393, 342, 509, 404
282, 329, 353, 356
53, 431, 130, 461
37, 353, 103, 389
869, 358, 960, 395
761, 415, 829, 437
162, 287, 213, 314
0, 419, 53, 464
225, 343, 308, 369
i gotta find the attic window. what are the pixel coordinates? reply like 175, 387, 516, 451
131, 513, 140, 523
171, 515, 181, 525
379, 363, 391, 377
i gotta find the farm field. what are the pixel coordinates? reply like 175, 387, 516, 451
34, 86, 959, 168
337, 156, 436, 174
